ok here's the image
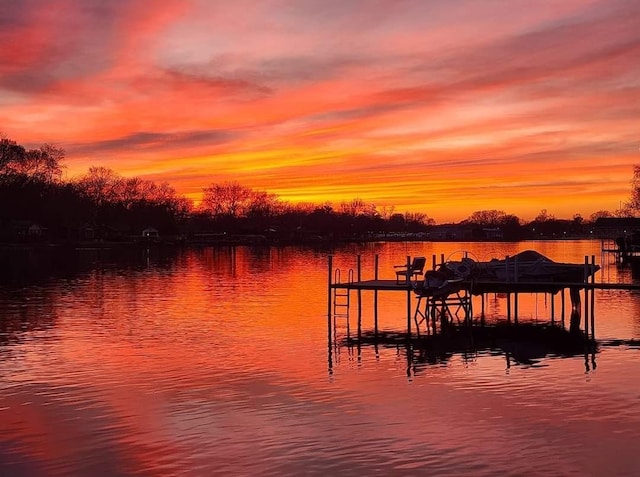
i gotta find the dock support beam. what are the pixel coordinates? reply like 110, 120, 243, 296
374, 254, 379, 337
327, 255, 333, 342
569, 287, 581, 334
357, 255, 362, 339
561, 289, 566, 328
590, 255, 596, 340
584, 256, 590, 338
406, 255, 412, 338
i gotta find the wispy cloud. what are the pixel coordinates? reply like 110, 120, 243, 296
67, 129, 238, 155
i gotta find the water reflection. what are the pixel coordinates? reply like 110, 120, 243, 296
1, 242, 640, 476
335, 323, 599, 378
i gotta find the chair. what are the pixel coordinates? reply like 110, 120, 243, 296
412, 274, 472, 335
394, 256, 426, 284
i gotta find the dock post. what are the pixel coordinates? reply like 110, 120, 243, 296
406, 255, 412, 338
514, 256, 519, 324
569, 287, 581, 333
327, 255, 333, 344
583, 256, 589, 337
590, 255, 596, 340
357, 255, 362, 339
432, 254, 436, 271
551, 293, 555, 324
507, 255, 511, 322
374, 254, 379, 337
481, 293, 485, 326
407, 288, 412, 337
561, 289, 566, 328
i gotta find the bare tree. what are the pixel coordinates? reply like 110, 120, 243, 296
534, 209, 555, 222
247, 190, 281, 218
589, 210, 612, 222
339, 198, 377, 217
466, 209, 508, 225
405, 211, 435, 226
0, 138, 64, 183
201, 182, 255, 218
74, 166, 122, 207
379, 205, 396, 220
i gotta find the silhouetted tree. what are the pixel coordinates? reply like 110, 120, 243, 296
589, 210, 612, 223
339, 198, 377, 217
464, 209, 523, 240
405, 212, 434, 227
465, 209, 508, 226
534, 209, 555, 222
74, 166, 121, 207
201, 181, 255, 218
0, 138, 64, 184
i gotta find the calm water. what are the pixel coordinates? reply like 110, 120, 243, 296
1, 241, 639, 476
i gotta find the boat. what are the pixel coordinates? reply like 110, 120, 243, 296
473, 250, 599, 283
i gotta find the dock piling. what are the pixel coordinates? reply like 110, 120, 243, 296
590, 255, 596, 339
406, 255, 412, 338
357, 255, 362, 338
327, 255, 333, 344
584, 256, 589, 338
374, 254, 379, 337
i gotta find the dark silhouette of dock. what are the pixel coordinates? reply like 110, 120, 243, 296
327, 254, 640, 344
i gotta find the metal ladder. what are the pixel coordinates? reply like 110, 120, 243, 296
332, 268, 354, 325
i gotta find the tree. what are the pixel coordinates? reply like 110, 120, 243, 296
589, 210, 612, 223
0, 138, 64, 184
465, 210, 507, 226
626, 165, 640, 212
74, 166, 122, 207
246, 190, 281, 218
0, 138, 26, 182
339, 198, 377, 217
22, 144, 64, 183
379, 205, 396, 220
201, 182, 256, 218
534, 209, 554, 222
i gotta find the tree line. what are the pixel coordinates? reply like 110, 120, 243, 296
0, 135, 635, 244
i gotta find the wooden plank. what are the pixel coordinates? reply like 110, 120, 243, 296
330, 279, 640, 292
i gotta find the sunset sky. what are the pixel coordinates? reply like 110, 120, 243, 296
1, 0, 639, 222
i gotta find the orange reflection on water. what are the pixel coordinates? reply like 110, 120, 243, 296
1, 242, 639, 475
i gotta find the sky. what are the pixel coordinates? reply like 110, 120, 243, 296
1, 0, 639, 223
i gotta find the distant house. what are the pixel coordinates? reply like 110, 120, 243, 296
28, 223, 46, 237
142, 227, 159, 238
79, 224, 95, 240
10, 220, 48, 241
592, 217, 640, 238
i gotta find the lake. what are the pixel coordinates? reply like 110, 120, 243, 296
1, 240, 639, 476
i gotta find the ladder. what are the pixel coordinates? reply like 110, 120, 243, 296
332, 268, 354, 328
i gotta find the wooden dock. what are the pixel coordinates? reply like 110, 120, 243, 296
327, 254, 640, 344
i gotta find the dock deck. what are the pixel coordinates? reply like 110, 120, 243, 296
330, 278, 640, 293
